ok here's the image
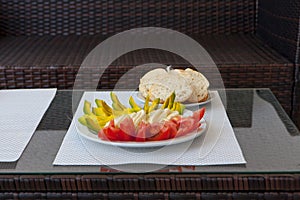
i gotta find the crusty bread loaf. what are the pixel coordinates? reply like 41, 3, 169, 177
139, 67, 209, 103
139, 68, 168, 99
149, 73, 192, 102
174, 68, 209, 102
140, 68, 168, 84
139, 70, 193, 102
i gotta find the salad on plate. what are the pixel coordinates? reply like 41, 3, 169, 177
78, 92, 206, 143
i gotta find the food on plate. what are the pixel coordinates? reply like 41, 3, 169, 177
139, 67, 209, 103
78, 92, 206, 142
98, 107, 205, 142
78, 92, 184, 132
175, 68, 210, 103
139, 68, 192, 103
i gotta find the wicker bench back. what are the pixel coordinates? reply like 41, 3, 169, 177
0, 0, 299, 127
0, 0, 256, 36
257, 0, 300, 128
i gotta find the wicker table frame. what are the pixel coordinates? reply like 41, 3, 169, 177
0, 174, 300, 199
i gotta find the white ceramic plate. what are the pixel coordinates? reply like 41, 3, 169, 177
135, 91, 213, 108
75, 117, 207, 148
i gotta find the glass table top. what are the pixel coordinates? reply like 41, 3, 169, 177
0, 88, 299, 174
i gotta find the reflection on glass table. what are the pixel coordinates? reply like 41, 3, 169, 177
0, 88, 299, 174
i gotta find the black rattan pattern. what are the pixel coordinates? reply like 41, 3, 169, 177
257, 0, 299, 62
0, 35, 294, 115
0, 0, 256, 36
0, 1, 299, 198
294, 64, 300, 128
0, 191, 300, 199
0, 0, 299, 127
0, 175, 300, 199
257, 0, 300, 128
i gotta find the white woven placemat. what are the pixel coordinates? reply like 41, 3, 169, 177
0, 89, 57, 162
54, 91, 246, 166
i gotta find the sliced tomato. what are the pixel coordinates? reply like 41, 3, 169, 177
164, 121, 177, 139
108, 119, 115, 127
171, 116, 182, 129
105, 125, 120, 141
97, 108, 205, 142
146, 122, 163, 138
102, 127, 132, 142
193, 107, 205, 122
177, 117, 197, 137
98, 129, 106, 140
148, 123, 170, 141
136, 122, 148, 142
98, 119, 134, 142
119, 117, 136, 137
99, 120, 117, 141
117, 129, 133, 141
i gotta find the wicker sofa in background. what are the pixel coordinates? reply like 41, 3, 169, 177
0, 0, 299, 128
257, 0, 300, 129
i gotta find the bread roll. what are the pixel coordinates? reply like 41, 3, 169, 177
139, 68, 168, 99
174, 68, 209, 102
140, 68, 168, 84
139, 68, 193, 102
139, 67, 209, 103
148, 73, 193, 102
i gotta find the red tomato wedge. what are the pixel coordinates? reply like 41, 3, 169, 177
136, 121, 147, 142
98, 120, 116, 141
146, 122, 163, 138
192, 107, 205, 122
148, 123, 170, 141
104, 126, 120, 141
97, 108, 206, 142
117, 129, 133, 141
98, 129, 106, 140
177, 117, 197, 137
164, 121, 178, 139
170, 116, 182, 129
101, 119, 134, 141
119, 117, 136, 138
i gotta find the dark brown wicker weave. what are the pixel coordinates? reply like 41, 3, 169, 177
257, 0, 300, 129
0, 35, 294, 115
0, 0, 298, 122
0, 0, 298, 118
0, 1, 300, 199
294, 64, 300, 127
0, 174, 300, 199
0, 0, 257, 36
0, 174, 300, 200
